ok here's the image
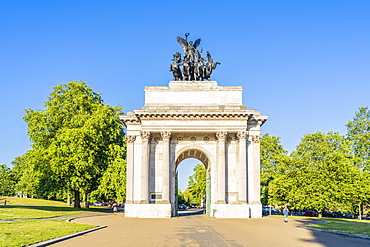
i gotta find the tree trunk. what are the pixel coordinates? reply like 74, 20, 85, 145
67, 190, 71, 206
358, 202, 362, 220
82, 192, 89, 208
74, 190, 81, 208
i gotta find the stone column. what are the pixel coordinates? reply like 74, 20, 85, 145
161, 131, 171, 204
126, 135, 136, 204
216, 131, 227, 204
247, 134, 262, 203
236, 131, 248, 203
140, 131, 151, 204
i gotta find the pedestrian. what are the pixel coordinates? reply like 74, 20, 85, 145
283, 206, 289, 223
113, 205, 118, 215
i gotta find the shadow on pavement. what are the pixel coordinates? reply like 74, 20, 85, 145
178, 208, 205, 217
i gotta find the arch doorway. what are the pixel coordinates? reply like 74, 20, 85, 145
173, 148, 211, 216
175, 158, 211, 217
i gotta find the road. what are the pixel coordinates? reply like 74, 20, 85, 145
50, 208, 370, 247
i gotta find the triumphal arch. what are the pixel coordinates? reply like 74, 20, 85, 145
120, 34, 268, 218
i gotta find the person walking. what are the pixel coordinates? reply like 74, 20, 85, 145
283, 206, 289, 223
113, 205, 118, 216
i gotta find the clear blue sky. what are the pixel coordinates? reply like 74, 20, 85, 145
1, 1, 369, 191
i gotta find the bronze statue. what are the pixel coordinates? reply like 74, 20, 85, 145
204, 51, 221, 81
171, 33, 220, 81
169, 52, 182, 81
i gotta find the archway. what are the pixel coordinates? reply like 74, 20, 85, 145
121, 80, 268, 218
174, 147, 212, 217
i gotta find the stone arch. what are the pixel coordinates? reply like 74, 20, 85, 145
175, 145, 214, 171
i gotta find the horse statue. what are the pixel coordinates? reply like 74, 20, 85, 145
169, 52, 182, 81
194, 57, 204, 81
204, 51, 221, 81
181, 56, 192, 81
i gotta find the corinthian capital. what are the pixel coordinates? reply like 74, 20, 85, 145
216, 131, 227, 141
236, 131, 249, 140
141, 131, 151, 140
251, 135, 262, 143
126, 135, 136, 143
160, 131, 171, 141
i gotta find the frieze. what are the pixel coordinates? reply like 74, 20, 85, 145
137, 113, 255, 121
177, 137, 183, 143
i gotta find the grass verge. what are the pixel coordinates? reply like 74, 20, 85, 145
307, 218, 370, 237
0, 220, 97, 247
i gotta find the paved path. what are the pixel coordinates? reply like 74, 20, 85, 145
50, 209, 370, 247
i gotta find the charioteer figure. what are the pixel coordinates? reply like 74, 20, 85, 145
170, 33, 220, 81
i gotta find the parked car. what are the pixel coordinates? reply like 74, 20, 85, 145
191, 203, 198, 208
303, 211, 318, 217
262, 206, 279, 214
178, 204, 189, 209
322, 210, 335, 217
92, 202, 103, 206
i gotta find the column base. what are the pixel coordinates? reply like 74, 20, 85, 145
211, 203, 262, 218
139, 200, 149, 204
125, 203, 172, 218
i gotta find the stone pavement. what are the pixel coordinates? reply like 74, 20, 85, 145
49, 209, 370, 247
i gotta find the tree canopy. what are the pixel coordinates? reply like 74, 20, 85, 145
22, 81, 125, 207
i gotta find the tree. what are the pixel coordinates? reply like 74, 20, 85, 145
12, 152, 42, 198
187, 164, 206, 205
273, 132, 358, 217
90, 144, 127, 203
24, 81, 125, 207
260, 133, 288, 206
346, 107, 370, 171
0, 164, 15, 196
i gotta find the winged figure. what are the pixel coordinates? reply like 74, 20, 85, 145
170, 34, 220, 81
177, 36, 201, 63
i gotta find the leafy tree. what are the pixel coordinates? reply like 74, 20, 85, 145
177, 189, 185, 205
0, 164, 15, 196
90, 144, 127, 203
187, 164, 206, 205
272, 132, 358, 217
260, 133, 288, 206
346, 107, 370, 171
12, 152, 41, 198
23, 81, 125, 207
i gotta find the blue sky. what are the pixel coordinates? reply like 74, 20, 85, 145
1, 1, 369, 191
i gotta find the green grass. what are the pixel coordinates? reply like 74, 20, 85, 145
0, 220, 96, 247
0, 196, 68, 206
307, 218, 370, 237
0, 196, 108, 220
0, 197, 105, 246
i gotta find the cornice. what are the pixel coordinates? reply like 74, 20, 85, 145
120, 111, 268, 125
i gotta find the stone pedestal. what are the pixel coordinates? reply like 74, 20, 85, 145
120, 81, 268, 219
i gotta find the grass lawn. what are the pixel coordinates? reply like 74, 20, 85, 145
0, 197, 106, 246
307, 218, 370, 237
0, 220, 96, 247
0, 196, 108, 220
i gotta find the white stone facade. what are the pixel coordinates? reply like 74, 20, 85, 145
120, 81, 268, 218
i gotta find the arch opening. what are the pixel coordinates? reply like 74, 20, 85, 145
174, 147, 212, 217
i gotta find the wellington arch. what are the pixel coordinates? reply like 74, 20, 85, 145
119, 80, 269, 218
